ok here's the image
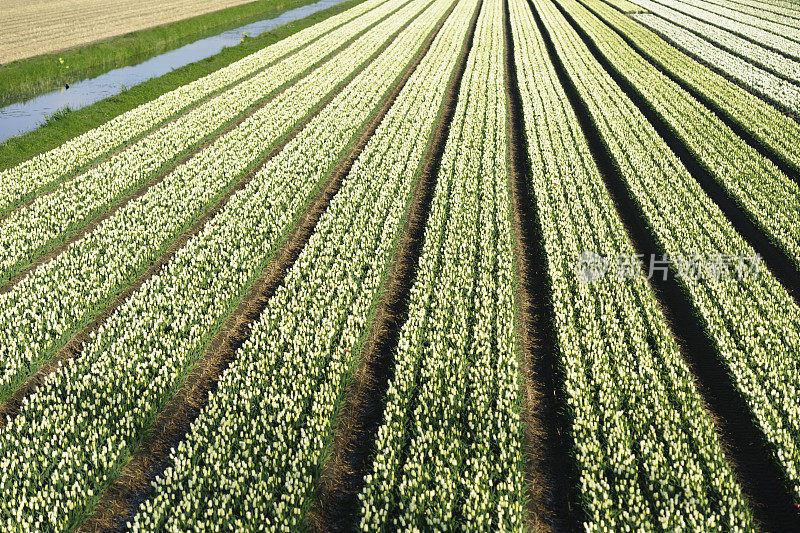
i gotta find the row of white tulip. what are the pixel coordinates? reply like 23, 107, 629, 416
629, 0, 800, 85
763, 1, 800, 16
130, 1, 477, 528
538, 0, 800, 501
579, 0, 800, 177
700, 0, 800, 31
665, 0, 800, 42
634, 14, 800, 113
758, 0, 800, 14
556, 0, 800, 268
512, 0, 753, 528
721, 0, 800, 20
0, 0, 457, 528
0, 0, 384, 214
0, 0, 432, 403
597, 0, 646, 12
632, 13, 800, 113
628, 0, 800, 60
359, 1, 526, 530
0, 0, 409, 286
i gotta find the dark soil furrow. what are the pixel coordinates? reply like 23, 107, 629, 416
530, 0, 800, 528
648, 20, 800, 110
502, 0, 579, 530
628, 7, 800, 89
308, 2, 482, 530
645, 5, 800, 64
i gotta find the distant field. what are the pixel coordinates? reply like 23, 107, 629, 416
0, 0, 263, 63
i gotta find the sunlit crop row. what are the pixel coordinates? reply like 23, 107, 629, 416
0, 0, 432, 404
633, 13, 800, 113
359, 1, 526, 530
130, 3, 474, 528
557, 0, 800, 266
538, 0, 800, 501
626, 0, 800, 60
580, 0, 800, 172
722, 0, 800, 21
712, 0, 800, 24
0, 0, 385, 215
666, 0, 800, 41
599, 0, 646, 12
513, 0, 754, 528
0, 0, 456, 527
1, 0, 797, 528
628, 0, 800, 85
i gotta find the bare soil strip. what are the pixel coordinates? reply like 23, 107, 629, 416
575, 0, 800, 179
530, 0, 800, 528
0, 3, 400, 290
307, 3, 482, 531
0, 2, 425, 431
550, 0, 800, 303
502, 0, 579, 530
76, 5, 453, 531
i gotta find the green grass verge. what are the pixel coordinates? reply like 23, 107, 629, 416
0, 0, 323, 107
0, 0, 366, 172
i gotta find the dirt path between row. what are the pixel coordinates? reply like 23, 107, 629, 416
532, 0, 800, 527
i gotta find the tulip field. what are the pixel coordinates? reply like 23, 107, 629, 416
1, 0, 799, 529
